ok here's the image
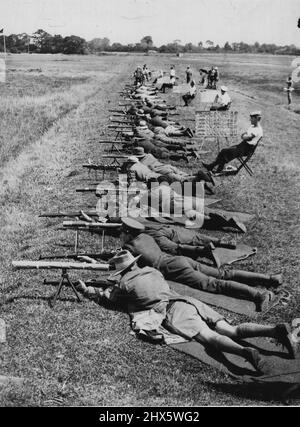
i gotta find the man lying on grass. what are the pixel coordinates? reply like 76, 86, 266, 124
118, 218, 280, 312
75, 250, 297, 374
123, 147, 215, 190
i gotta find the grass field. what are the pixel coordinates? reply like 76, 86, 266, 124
0, 52, 299, 407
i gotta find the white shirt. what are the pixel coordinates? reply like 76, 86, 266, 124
170, 69, 176, 84
217, 92, 231, 106
189, 85, 197, 96
245, 124, 263, 146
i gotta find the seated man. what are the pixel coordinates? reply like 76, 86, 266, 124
120, 218, 277, 312
210, 86, 231, 111
204, 111, 263, 173
182, 80, 197, 107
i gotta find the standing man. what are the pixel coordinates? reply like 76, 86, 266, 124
204, 111, 263, 173
285, 76, 294, 105
186, 66, 193, 83
160, 66, 176, 93
182, 80, 197, 107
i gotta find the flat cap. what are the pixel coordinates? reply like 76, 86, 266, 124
121, 217, 145, 231
250, 110, 262, 117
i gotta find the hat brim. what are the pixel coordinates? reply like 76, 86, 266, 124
110, 254, 142, 277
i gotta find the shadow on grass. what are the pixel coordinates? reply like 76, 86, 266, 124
204, 380, 300, 404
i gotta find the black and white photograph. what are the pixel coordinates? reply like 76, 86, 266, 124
0, 0, 300, 410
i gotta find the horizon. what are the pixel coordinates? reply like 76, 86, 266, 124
1, 0, 300, 47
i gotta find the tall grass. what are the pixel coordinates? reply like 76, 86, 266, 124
0, 80, 100, 166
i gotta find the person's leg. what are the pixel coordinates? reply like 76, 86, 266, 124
185, 258, 279, 291
204, 209, 247, 233
223, 269, 283, 288
216, 320, 277, 339
203, 144, 242, 172
194, 322, 262, 370
172, 257, 271, 310
215, 320, 297, 358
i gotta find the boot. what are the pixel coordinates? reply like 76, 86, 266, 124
218, 236, 237, 249
202, 162, 215, 171
212, 278, 265, 302
254, 291, 275, 312
243, 348, 263, 373
275, 323, 299, 359
228, 270, 282, 288
227, 217, 247, 233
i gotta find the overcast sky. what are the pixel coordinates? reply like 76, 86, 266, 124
1, 0, 300, 46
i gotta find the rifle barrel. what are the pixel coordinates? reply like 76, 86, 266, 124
12, 261, 110, 271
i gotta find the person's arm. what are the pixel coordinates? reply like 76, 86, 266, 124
241, 132, 254, 142
214, 94, 220, 103
177, 244, 206, 258
147, 229, 180, 255
97, 285, 122, 303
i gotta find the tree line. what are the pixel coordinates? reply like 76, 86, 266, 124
0, 30, 299, 56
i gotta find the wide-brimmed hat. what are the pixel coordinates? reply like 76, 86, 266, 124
110, 250, 141, 277
127, 156, 139, 164
220, 86, 228, 92
185, 210, 204, 229
132, 147, 146, 158
250, 110, 262, 117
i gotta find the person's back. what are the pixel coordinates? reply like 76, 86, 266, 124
130, 161, 160, 182
124, 233, 165, 268
119, 266, 173, 312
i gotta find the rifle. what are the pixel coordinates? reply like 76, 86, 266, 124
39, 250, 117, 262
76, 188, 142, 194
109, 120, 134, 125
63, 221, 122, 230
43, 278, 111, 288
39, 210, 100, 218
108, 109, 127, 114
83, 164, 121, 171
12, 260, 111, 307
88, 139, 122, 144
12, 260, 110, 271
107, 125, 133, 130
